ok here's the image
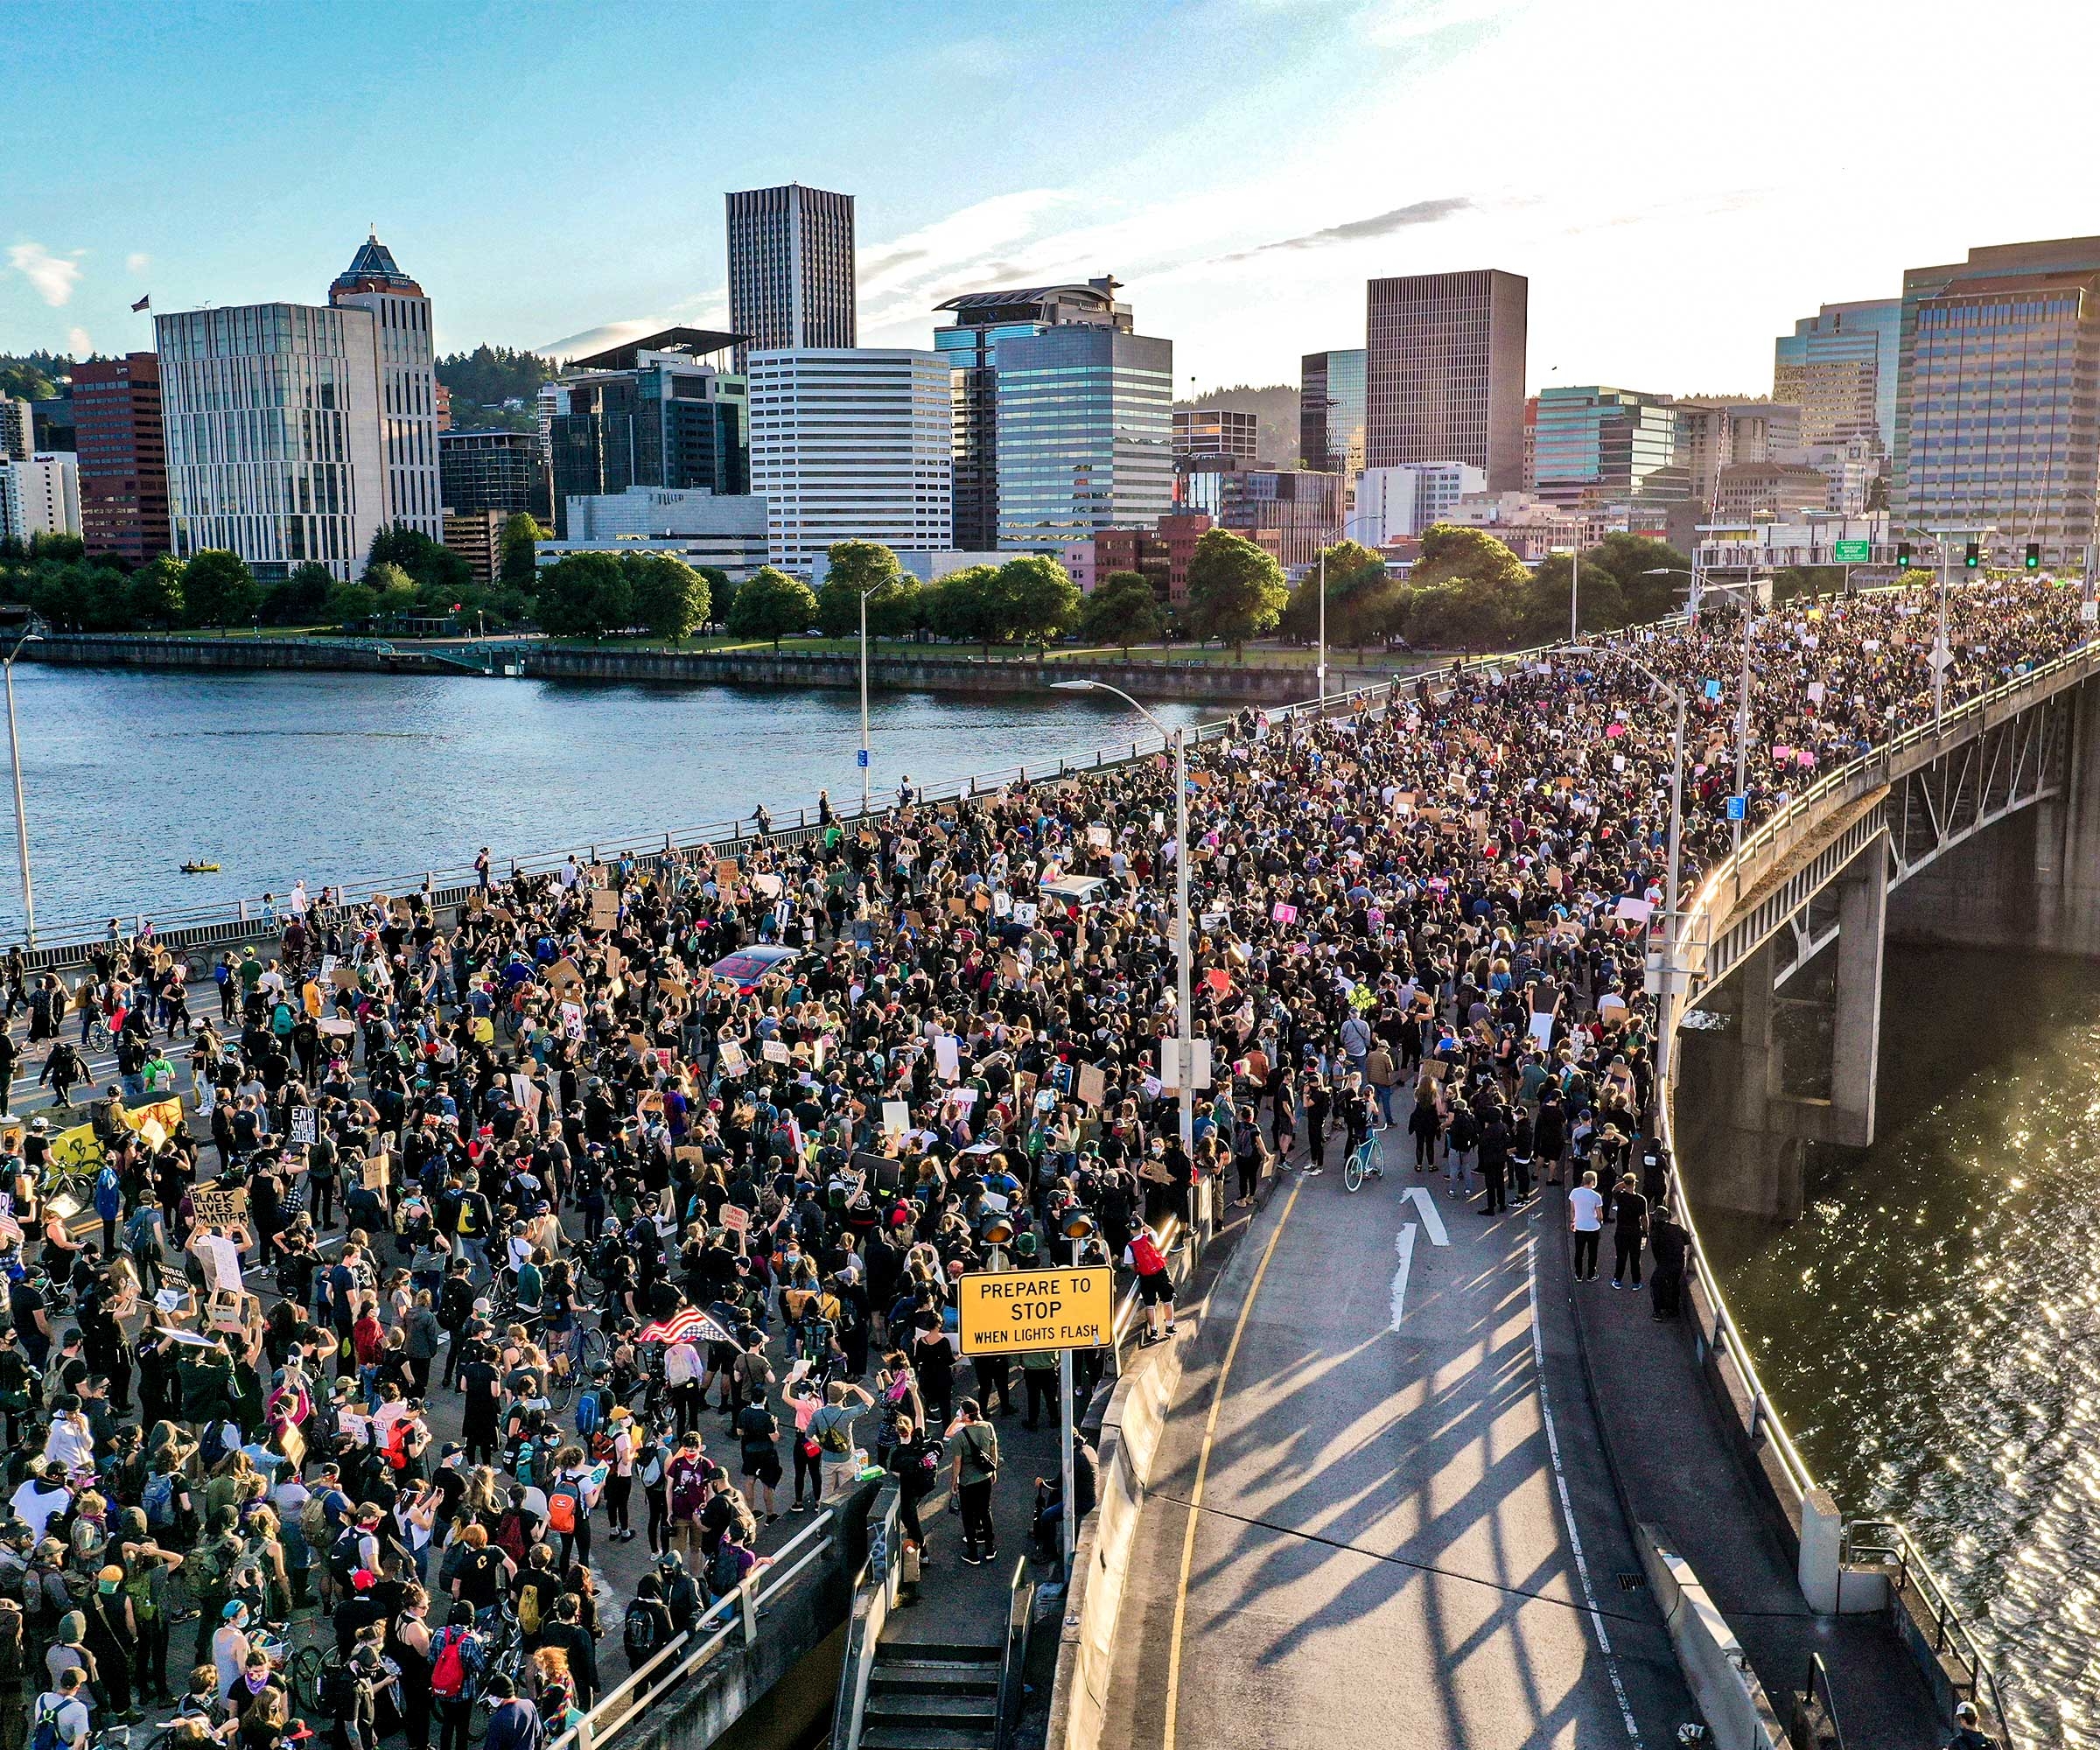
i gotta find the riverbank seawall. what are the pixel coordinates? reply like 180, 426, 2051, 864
23, 633, 1403, 703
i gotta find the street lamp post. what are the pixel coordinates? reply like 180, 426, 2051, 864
1052, 680, 1194, 1155
858, 587, 881, 815
2, 630, 41, 948
1316, 548, 1326, 712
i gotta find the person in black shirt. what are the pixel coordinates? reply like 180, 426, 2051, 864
1608, 1173, 1649, 1291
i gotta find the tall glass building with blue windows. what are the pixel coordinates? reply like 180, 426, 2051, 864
1299, 349, 1367, 486
933, 280, 1152, 550
1530, 385, 1689, 524
1894, 237, 2100, 564
989, 328, 1173, 550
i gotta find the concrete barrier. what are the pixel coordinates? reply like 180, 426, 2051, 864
1639, 1525, 1790, 1750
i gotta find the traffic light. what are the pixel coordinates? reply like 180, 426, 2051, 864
2026, 542, 2041, 570
1964, 541, 1981, 570
1896, 542, 1913, 568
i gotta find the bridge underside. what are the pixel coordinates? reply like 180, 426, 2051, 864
1676, 677, 2096, 1219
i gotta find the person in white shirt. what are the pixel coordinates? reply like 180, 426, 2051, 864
9, 1467, 70, 1540
39, 1406, 93, 1476
1567, 1170, 1605, 1282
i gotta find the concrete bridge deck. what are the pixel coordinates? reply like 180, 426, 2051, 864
1097, 1169, 1694, 1750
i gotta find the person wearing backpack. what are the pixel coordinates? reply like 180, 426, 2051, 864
28, 1666, 89, 1750
635, 1429, 671, 1557
542, 1447, 598, 1572
1123, 1221, 1175, 1347
427, 1602, 486, 1750
664, 1432, 710, 1564
620, 1575, 674, 1676
946, 1398, 1002, 1567
510, 1545, 562, 1649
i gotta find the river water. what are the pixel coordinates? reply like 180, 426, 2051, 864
1701, 945, 2100, 1749
0, 665, 1215, 940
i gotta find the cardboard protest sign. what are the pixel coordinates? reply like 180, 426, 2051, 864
718, 1040, 749, 1077
719, 1203, 750, 1236
192, 1183, 248, 1227
590, 889, 620, 928
881, 1101, 910, 1138
1077, 1063, 1106, 1109
317, 1016, 355, 1038
934, 1035, 961, 1083
545, 958, 584, 997
331, 965, 361, 990
287, 1107, 318, 1147
361, 1158, 389, 1190
761, 1039, 791, 1064
121, 1099, 184, 1149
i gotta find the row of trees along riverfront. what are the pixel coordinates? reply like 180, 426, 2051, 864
0, 517, 1873, 656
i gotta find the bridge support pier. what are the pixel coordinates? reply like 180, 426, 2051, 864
1677, 837, 1887, 1220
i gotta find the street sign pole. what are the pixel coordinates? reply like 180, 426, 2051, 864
1060, 1348, 1076, 1572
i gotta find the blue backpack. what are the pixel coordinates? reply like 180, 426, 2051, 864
575, 1388, 606, 1439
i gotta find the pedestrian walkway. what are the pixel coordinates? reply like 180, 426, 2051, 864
1098, 1164, 1694, 1750
1558, 1196, 1947, 1750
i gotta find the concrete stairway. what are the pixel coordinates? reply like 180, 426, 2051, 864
858, 1639, 1004, 1750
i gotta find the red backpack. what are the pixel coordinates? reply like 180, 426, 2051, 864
430, 1628, 471, 1699
1130, 1231, 1166, 1277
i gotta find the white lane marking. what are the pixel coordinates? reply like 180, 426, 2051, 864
1526, 1231, 1643, 1747
1403, 1184, 1448, 1247
1390, 1222, 1418, 1329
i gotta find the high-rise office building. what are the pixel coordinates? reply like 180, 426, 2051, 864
71, 353, 170, 562
1175, 467, 1341, 569
1173, 408, 1258, 464
439, 428, 550, 522
933, 280, 1130, 550
540, 329, 748, 536
1530, 386, 1688, 522
328, 231, 442, 542
157, 234, 441, 580
1300, 348, 1367, 486
1774, 299, 1900, 455
1365, 270, 1526, 491
157, 300, 387, 579
725, 184, 857, 372
0, 398, 31, 464
746, 348, 952, 576
0, 455, 81, 543
1894, 236, 2100, 559
994, 324, 1174, 549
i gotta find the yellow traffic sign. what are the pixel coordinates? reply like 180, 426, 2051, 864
956, 1264, 1113, 1355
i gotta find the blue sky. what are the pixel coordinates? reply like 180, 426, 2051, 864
4, 0, 2096, 396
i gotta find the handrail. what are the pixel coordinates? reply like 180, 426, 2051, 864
552, 1508, 836, 1750
1789, 1651, 1847, 1750
1657, 596, 2085, 1746
996, 1554, 1036, 1750
1843, 1518, 2012, 1733
829, 1481, 901, 1750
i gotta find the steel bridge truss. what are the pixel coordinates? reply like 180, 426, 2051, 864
1696, 690, 2071, 999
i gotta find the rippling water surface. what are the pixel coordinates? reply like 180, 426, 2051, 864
0, 664, 1216, 938
1703, 946, 2100, 1749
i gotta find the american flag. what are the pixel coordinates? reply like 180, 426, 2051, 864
636, 1306, 737, 1347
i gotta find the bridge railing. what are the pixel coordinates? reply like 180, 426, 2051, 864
1659, 626, 2094, 1744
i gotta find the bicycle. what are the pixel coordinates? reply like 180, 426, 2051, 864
288, 1642, 329, 1716
1343, 1130, 1386, 1194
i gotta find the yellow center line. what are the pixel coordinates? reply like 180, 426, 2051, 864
1161, 1174, 1303, 1750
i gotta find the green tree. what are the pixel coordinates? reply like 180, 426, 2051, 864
182, 550, 262, 629
1279, 541, 1396, 652
1184, 528, 1287, 657
498, 514, 548, 590
1077, 571, 1166, 656
365, 562, 420, 620
126, 556, 186, 629
1405, 570, 1526, 651
326, 580, 380, 624
815, 542, 909, 639
262, 561, 335, 626
994, 554, 1080, 653
923, 564, 1002, 653
366, 523, 472, 598
725, 567, 816, 648
624, 551, 708, 640
532, 552, 634, 640
695, 566, 732, 627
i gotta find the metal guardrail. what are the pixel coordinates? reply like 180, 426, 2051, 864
1843, 1518, 2012, 1733
829, 1482, 902, 1750
551, 1509, 836, 1750
1789, 1651, 1847, 1750
997, 1554, 1036, 1750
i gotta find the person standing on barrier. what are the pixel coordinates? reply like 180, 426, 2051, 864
946, 1399, 1000, 1568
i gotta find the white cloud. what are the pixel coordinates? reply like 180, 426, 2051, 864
9, 243, 82, 308
125, 252, 151, 276
66, 327, 91, 358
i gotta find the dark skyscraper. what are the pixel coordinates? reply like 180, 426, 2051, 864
70, 352, 169, 563
1365, 269, 1527, 492
725, 184, 856, 372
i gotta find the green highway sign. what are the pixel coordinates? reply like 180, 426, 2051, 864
1833, 540, 1871, 563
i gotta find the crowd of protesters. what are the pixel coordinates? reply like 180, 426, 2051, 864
0, 578, 2069, 1750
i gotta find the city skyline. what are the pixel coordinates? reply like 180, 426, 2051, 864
5, 0, 2097, 397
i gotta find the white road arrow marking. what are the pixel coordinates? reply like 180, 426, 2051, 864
1390, 1222, 1418, 1329
1404, 1184, 1449, 1247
